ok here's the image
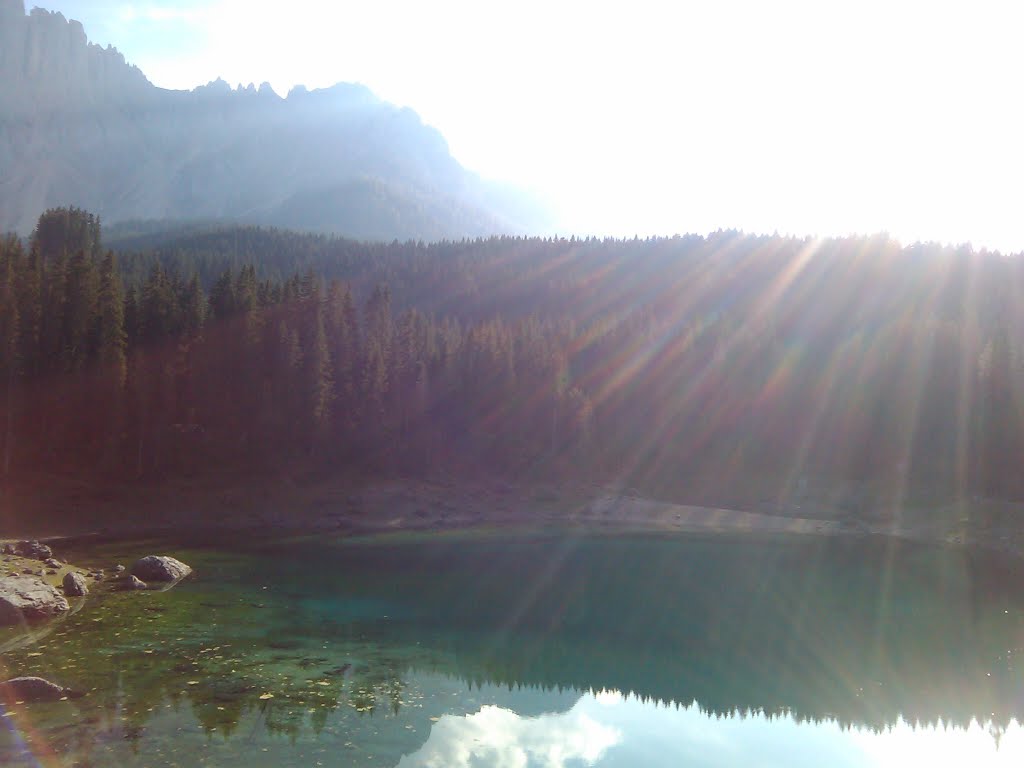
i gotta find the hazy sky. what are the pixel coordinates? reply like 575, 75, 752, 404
37, 1, 1024, 251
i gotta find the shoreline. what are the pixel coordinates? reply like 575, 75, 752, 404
7, 478, 1021, 565
3, 467, 1023, 563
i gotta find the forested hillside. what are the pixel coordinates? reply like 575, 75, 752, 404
2, 208, 1023, 510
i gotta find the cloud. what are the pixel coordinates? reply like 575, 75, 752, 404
396, 703, 621, 768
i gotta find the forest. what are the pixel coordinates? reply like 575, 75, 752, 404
1, 208, 1022, 512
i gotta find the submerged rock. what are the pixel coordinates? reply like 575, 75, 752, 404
0, 575, 70, 625
121, 575, 147, 591
0, 676, 83, 702
131, 556, 192, 583
62, 571, 88, 597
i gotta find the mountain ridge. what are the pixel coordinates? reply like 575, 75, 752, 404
0, 2, 546, 239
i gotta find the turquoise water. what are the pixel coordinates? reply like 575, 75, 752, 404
2, 530, 1024, 766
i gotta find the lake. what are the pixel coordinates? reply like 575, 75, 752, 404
2, 529, 1023, 766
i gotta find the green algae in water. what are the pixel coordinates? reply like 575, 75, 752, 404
2, 532, 1024, 766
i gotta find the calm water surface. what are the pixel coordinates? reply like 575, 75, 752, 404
2, 530, 1023, 766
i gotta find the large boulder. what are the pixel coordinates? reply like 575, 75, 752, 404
13, 541, 53, 560
131, 556, 192, 583
62, 571, 88, 597
0, 575, 70, 625
0, 676, 83, 702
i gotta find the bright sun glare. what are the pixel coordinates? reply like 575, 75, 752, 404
44, 0, 1024, 250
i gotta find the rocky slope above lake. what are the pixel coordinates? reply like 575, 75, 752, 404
0, 1, 545, 240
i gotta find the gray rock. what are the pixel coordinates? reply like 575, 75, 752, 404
0, 575, 70, 625
13, 541, 53, 560
44, 558, 61, 569
131, 556, 192, 583
1, 543, 13, 555
0, 676, 83, 702
62, 571, 88, 597
121, 575, 147, 591
113, 564, 125, 573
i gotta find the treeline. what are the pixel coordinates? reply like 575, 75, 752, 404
110, 222, 1018, 326
2, 208, 1024, 507
0, 208, 588, 481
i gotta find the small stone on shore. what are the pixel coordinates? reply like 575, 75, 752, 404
122, 575, 148, 591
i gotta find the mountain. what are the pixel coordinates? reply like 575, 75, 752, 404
0, 1, 548, 240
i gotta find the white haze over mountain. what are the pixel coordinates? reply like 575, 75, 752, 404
0, 1, 547, 240
31, 0, 1024, 252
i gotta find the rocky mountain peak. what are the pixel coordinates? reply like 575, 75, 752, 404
0, 4, 546, 239
0, 3, 151, 116
0, 0, 24, 18
0, 0, 24, 20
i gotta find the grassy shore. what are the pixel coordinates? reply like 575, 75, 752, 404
0, 547, 84, 593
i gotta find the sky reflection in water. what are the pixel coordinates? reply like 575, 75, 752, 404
400, 689, 1024, 768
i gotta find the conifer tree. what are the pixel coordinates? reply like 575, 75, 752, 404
32, 207, 101, 264
97, 253, 127, 383
301, 284, 333, 448
39, 250, 67, 373
93, 251, 127, 455
364, 283, 393, 365
15, 243, 41, 380
362, 337, 389, 441
0, 249, 20, 476
182, 273, 206, 340
234, 264, 257, 315
209, 269, 235, 321
325, 281, 360, 437
140, 264, 176, 342
63, 248, 99, 372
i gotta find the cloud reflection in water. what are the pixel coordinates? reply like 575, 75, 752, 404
397, 688, 1024, 768
396, 697, 621, 768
